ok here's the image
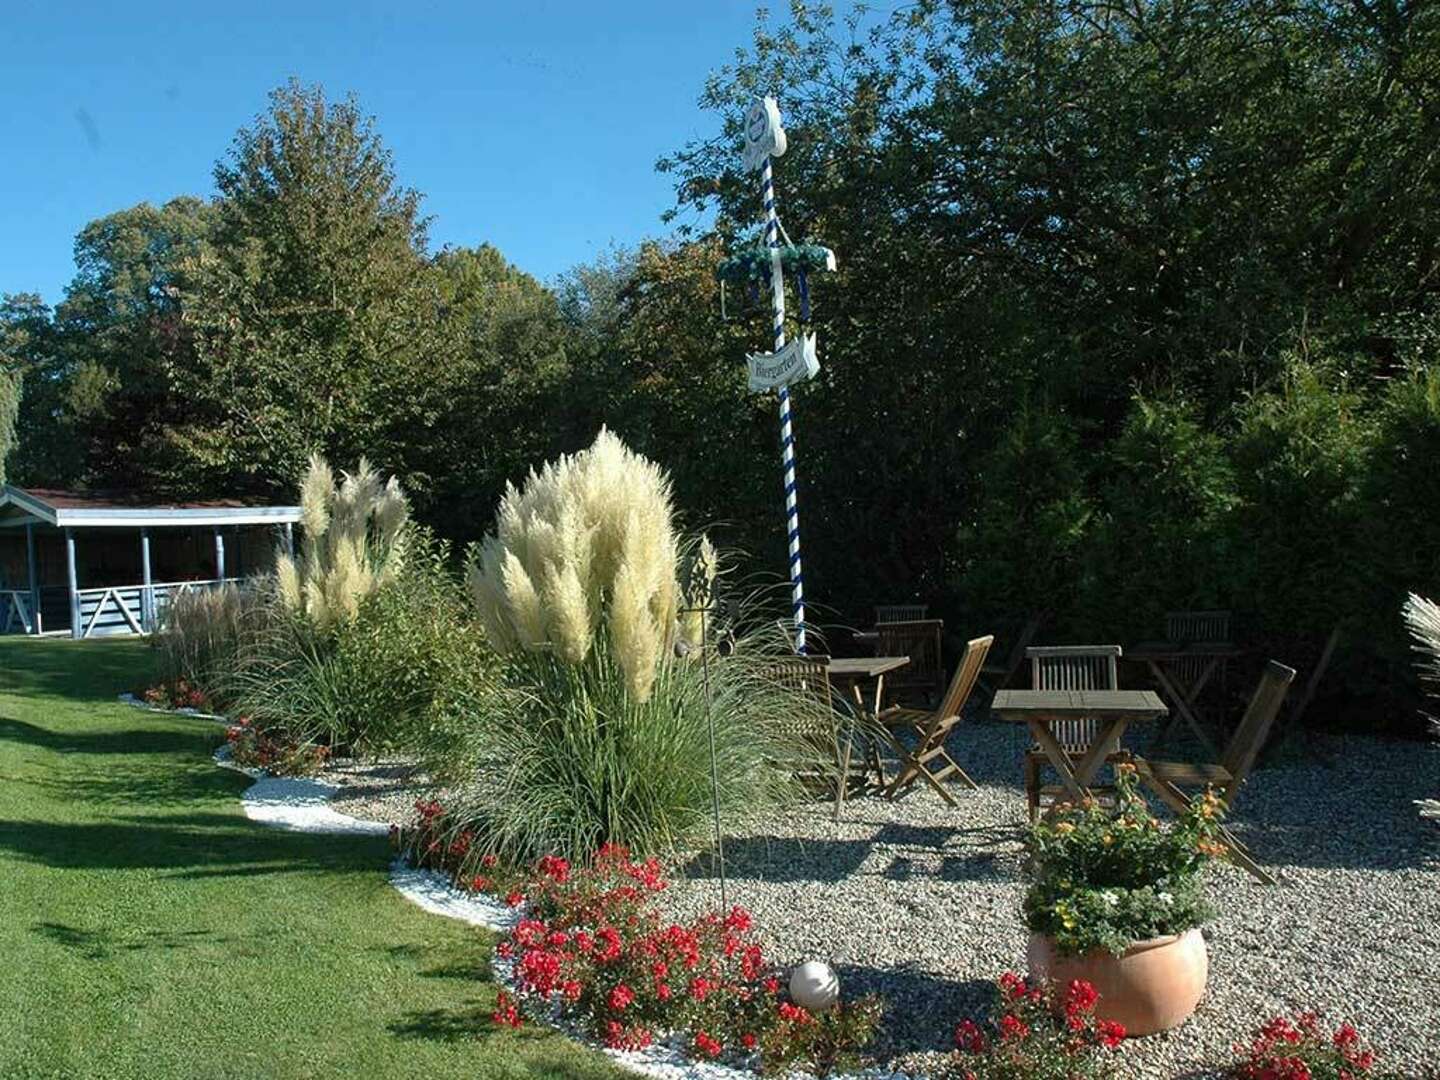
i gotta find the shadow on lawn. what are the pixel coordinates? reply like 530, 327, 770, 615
0, 638, 151, 704
0, 811, 389, 878
0, 716, 216, 759
33, 761, 240, 807
33, 921, 231, 960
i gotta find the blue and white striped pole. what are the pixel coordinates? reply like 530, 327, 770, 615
760, 158, 807, 654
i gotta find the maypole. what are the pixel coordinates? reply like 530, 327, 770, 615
761, 156, 806, 653
721, 96, 835, 654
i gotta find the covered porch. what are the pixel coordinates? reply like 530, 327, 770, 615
0, 486, 302, 638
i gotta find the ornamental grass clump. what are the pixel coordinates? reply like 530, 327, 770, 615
447, 430, 814, 862
276, 454, 409, 632
1024, 763, 1224, 957
153, 582, 266, 712
466, 427, 679, 700
1403, 593, 1440, 822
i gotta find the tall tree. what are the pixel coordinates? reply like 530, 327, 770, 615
180, 80, 438, 494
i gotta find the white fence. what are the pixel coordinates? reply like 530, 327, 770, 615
73, 578, 240, 639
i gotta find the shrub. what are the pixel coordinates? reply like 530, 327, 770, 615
1227, 1012, 1390, 1080
940, 972, 1125, 1080
490, 845, 883, 1076
1079, 395, 1238, 642
1023, 764, 1223, 956
447, 430, 814, 861
229, 534, 485, 758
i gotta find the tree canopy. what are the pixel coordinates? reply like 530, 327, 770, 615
5, 4, 1440, 728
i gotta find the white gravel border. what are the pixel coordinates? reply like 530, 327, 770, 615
213, 745, 389, 836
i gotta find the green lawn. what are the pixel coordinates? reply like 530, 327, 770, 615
0, 637, 619, 1080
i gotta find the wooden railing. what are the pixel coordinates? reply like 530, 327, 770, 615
74, 578, 240, 639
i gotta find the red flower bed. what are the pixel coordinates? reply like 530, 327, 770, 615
943, 972, 1124, 1080
489, 843, 883, 1076
1229, 1012, 1387, 1080
225, 716, 329, 776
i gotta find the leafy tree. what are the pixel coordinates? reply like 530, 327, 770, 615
180, 80, 439, 495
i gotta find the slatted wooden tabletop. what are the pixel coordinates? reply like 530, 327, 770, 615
991, 689, 1167, 718
825, 655, 910, 679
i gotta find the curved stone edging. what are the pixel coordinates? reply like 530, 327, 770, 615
213, 746, 389, 836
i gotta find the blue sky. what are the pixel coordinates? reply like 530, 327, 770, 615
1, 1, 773, 305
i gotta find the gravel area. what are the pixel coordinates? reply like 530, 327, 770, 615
661, 720, 1440, 1078
312, 721, 1440, 1076
323, 756, 438, 824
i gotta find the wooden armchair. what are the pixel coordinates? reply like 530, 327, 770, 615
758, 656, 865, 812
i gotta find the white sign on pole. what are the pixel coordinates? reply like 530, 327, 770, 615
742, 96, 787, 172
746, 333, 820, 391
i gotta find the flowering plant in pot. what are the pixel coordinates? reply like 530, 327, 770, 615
1023, 763, 1225, 1035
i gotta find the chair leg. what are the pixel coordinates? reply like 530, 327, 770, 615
916, 764, 960, 807
1222, 838, 1278, 885
935, 749, 980, 790
833, 731, 855, 822
1025, 756, 1042, 823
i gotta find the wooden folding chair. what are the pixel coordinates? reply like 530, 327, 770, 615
1166, 610, 1232, 642
979, 612, 1046, 698
758, 655, 863, 812
1023, 645, 1123, 821
878, 635, 993, 805
1164, 610, 1233, 723
875, 603, 928, 624
875, 618, 945, 707
1126, 660, 1296, 885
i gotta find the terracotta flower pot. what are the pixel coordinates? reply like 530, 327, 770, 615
1027, 928, 1208, 1037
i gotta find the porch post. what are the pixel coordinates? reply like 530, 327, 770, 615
141, 528, 154, 632
65, 528, 80, 640
25, 522, 40, 635
214, 528, 226, 583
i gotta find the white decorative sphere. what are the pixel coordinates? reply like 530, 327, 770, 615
788, 960, 840, 1012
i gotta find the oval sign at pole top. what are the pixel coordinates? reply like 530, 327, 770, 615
742, 96, 787, 172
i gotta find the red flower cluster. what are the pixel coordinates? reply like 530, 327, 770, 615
492, 990, 521, 1028
143, 678, 209, 712
1231, 1012, 1380, 1080
488, 845, 883, 1072
951, 973, 1124, 1078
225, 717, 329, 776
